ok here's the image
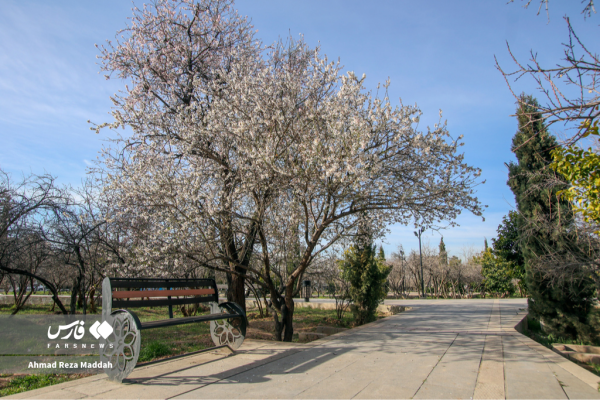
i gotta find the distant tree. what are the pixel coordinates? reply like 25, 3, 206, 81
492, 210, 526, 296
42, 184, 107, 316
478, 248, 515, 297
492, 211, 524, 266
446, 255, 463, 298
0, 170, 69, 314
389, 245, 407, 298
319, 255, 352, 321
339, 242, 390, 325
507, 94, 598, 342
438, 238, 448, 266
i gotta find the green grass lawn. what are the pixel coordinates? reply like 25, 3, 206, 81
0, 373, 88, 397
133, 306, 214, 363
0, 304, 65, 315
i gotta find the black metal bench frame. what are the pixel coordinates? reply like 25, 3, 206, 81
100, 277, 247, 382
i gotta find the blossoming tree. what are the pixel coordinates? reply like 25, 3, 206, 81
96, 0, 484, 341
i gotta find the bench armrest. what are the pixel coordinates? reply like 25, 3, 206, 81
102, 277, 112, 321
217, 301, 248, 337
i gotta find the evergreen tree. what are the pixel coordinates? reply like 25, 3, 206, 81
492, 211, 526, 295
449, 256, 461, 267
478, 248, 515, 297
492, 211, 523, 266
339, 242, 390, 325
439, 237, 448, 266
507, 94, 597, 342
378, 246, 386, 261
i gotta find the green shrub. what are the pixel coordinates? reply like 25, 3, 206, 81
527, 316, 542, 333
339, 244, 390, 325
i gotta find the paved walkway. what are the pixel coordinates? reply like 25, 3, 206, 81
9, 299, 600, 399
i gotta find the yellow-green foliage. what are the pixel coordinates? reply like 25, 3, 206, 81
551, 118, 600, 232
476, 248, 515, 296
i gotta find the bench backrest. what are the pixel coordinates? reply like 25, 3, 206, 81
102, 277, 219, 319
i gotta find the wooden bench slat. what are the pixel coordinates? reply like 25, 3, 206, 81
112, 288, 215, 299
112, 296, 215, 309
140, 312, 241, 330
109, 278, 216, 289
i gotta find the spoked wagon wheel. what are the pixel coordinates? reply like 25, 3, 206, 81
210, 302, 246, 350
100, 310, 141, 382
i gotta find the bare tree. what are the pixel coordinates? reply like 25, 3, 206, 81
321, 255, 352, 321
498, 2, 598, 145
0, 169, 69, 314
514, 198, 600, 293
397, 243, 484, 299
42, 187, 107, 315
508, 1, 596, 21
389, 245, 408, 298
7, 236, 52, 314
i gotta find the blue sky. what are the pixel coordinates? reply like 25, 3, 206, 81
0, 1, 596, 258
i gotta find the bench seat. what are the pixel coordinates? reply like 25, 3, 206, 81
139, 312, 237, 330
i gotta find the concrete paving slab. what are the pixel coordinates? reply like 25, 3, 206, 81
297, 343, 449, 399
413, 335, 485, 399
514, 333, 600, 392
546, 358, 600, 400
67, 377, 128, 397
473, 301, 505, 399
473, 335, 505, 399
18, 388, 85, 399
503, 334, 567, 399
6, 374, 108, 399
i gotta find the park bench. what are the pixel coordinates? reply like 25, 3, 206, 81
100, 277, 247, 382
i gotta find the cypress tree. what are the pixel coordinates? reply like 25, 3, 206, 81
492, 211, 527, 296
492, 211, 524, 267
339, 242, 390, 325
507, 94, 597, 342
439, 237, 448, 266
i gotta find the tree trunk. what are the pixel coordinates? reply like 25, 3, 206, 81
283, 295, 294, 342
77, 287, 84, 309
227, 267, 246, 314
88, 287, 97, 314
272, 303, 284, 341
81, 284, 87, 316
70, 274, 83, 314
11, 278, 34, 315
